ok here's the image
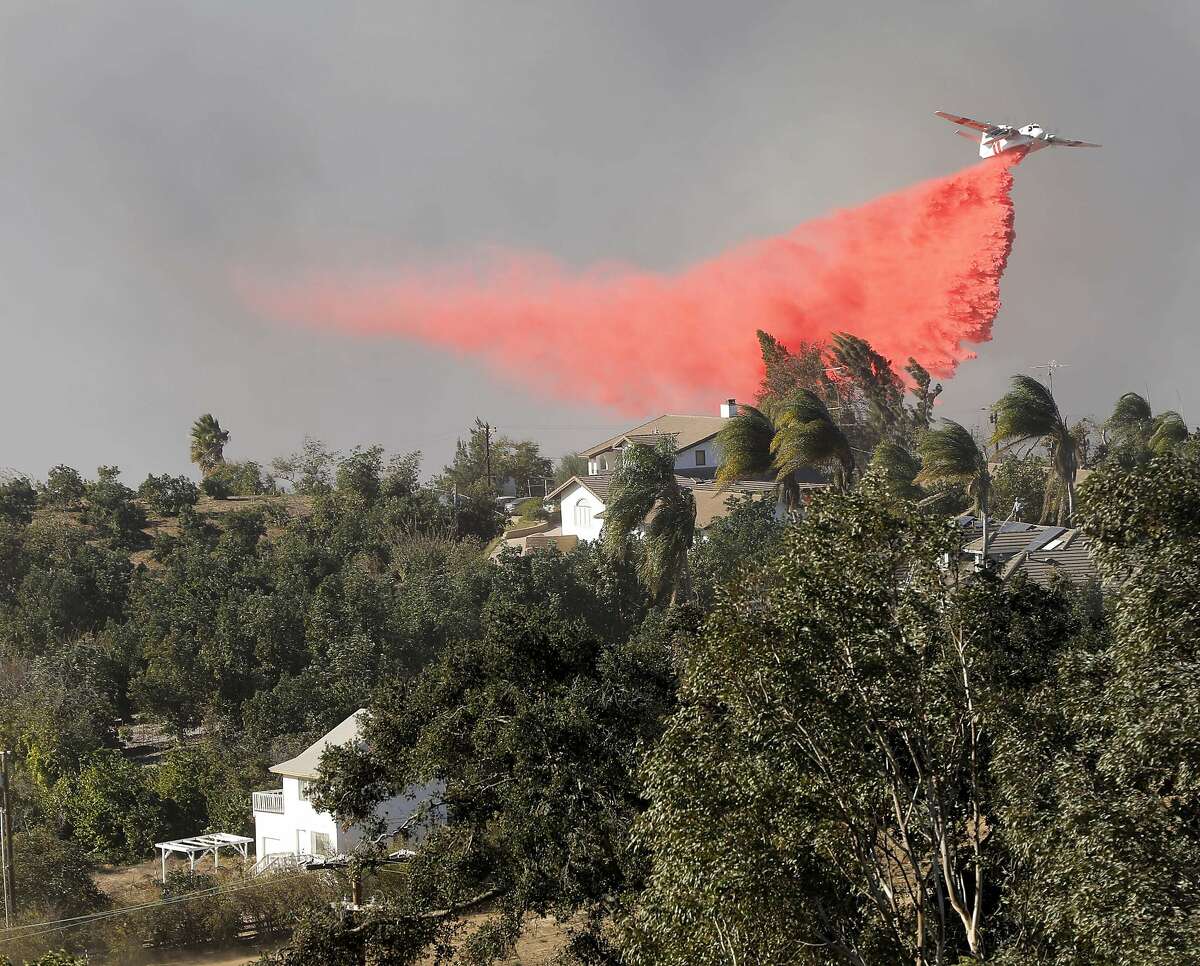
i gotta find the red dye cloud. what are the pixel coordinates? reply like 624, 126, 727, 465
253, 155, 1018, 414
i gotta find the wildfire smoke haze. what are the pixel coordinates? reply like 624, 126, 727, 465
253, 155, 1020, 413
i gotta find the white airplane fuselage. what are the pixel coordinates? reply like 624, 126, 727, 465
979, 124, 1049, 158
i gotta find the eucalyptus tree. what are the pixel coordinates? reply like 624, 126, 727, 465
604, 440, 697, 605
189, 414, 229, 476
991, 375, 1082, 525
623, 489, 1074, 965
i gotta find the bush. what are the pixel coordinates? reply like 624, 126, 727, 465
138, 474, 200, 517
515, 498, 548, 521
142, 871, 241, 948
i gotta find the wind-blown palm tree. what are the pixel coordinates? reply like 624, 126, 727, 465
1107, 391, 1188, 461
190, 414, 230, 477
991, 375, 1080, 525
603, 440, 697, 605
773, 390, 856, 492
917, 419, 992, 556
715, 391, 855, 504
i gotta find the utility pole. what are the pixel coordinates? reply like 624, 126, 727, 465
483, 422, 493, 490
1, 749, 15, 928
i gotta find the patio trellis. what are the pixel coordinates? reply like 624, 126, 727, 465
154, 832, 253, 882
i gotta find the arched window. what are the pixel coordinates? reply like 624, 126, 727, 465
574, 499, 592, 528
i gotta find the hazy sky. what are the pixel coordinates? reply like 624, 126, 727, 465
2, 1, 1198, 482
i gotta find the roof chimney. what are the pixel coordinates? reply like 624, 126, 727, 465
720, 398, 737, 418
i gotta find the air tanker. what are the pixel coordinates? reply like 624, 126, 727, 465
936, 111, 1101, 158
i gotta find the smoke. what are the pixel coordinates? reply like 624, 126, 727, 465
251, 155, 1018, 413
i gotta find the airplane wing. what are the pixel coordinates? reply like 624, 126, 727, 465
934, 111, 993, 132
955, 130, 979, 141
1050, 137, 1101, 148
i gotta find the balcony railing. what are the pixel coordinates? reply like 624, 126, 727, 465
252, 789, 284, 814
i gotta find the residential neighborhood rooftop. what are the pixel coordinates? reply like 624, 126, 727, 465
580, 414, 728, 458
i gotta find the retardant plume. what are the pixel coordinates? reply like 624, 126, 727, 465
252, 155, 1019, 413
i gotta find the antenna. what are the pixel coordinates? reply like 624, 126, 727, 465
1030, 360, 1070, 396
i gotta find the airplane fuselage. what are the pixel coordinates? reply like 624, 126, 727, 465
979, 123, 1049, 158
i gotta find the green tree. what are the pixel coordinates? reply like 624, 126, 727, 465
13, 826, 105, 918
190, 414, 230, 476
553, 452, 589, 486
138, 473, 199, 516
623, 490, 1074, 965
0, 476, 38, 526
865, 438, 923, 501
991, 375, 1082, 525
995, 452, 1200, 964
989, 454, 1046, 522
689, 493, 785, 608
82, 467, 147, 547
604, 440, 697, 605
310, 546, 668, 962
39, 466, 86, 509
271, 437, 338, 495
203, 460, 273, 498
754, 330, 828, 406
57, 751, 166, 862
335, 445, 385, 503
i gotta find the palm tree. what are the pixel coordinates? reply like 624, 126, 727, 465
714, 391, 855, 506
190, 414, 230, 477
917, 419, 992, 556
1107, 392, 1188, 461
991, 375, 1080, 525
772, 390, 856, 492
603, 440, 697, 605
1149, 411, 1189, 455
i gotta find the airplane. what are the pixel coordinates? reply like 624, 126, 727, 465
935, 111, 1101, 158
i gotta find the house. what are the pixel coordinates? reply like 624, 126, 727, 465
251, 710, 439, 862
955, 516, 1099, 587
581, 399, 741, 479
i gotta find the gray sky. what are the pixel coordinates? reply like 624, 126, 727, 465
2, 0, 1198, 482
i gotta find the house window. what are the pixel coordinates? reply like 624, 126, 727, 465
695, 449, 707, 466
298, 780, 312, 801
574, 500, 592, 528
312, 831, 333, 856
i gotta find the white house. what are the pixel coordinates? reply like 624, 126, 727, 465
580, 400, 740, 479
252, 710, 439, 861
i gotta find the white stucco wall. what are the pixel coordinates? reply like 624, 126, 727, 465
674, 441, 722, 472
559, 484, 605, 543
254, 776, 443, 858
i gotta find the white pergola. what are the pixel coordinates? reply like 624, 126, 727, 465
155, 833, 253, 882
